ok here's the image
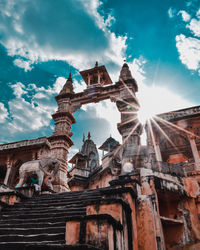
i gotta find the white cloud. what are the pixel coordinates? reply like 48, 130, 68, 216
73, 80, 85, 93
8, 98, 51, 131
128, 57, 146, 84
0, 0, 127, 72
52, 77, 66, 94
2, 76, 68, 137
11, 82, 27, 98
0, 103, 8, 123
82, 100, 121, 143
176, 34, 200, 72
187, 18, 200, 37
178, 10, 191, 22
168, 7, 176, 18
13, 58, 33, 71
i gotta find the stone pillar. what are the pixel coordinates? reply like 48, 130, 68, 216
32, 151, 36, 160
4, 157, 11, 185
88, 75, 91, 85
116, 85, 142, 174
49, 95, 76, 192
50, 97, 76, 164
97, 72, 100, 85
114, 63, 142, 174
188, 135, 200, 171
154, 143, 162, 162
146, 125, 162, 162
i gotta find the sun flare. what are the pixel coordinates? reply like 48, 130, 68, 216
137, 83, 193, 125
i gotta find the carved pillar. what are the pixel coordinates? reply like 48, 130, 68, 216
4, 156, 11, 185
49, 73, 81, 192
154, 143, 162, 162
188, 135, 200, 171
146, 124, 162, 162
115, 63, 142, 174
49, 100, 75, 192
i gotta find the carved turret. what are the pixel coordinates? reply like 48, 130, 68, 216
48, 73, 76, 192
68, 133, 100, 181
116, 62, 142, 173
119, 62, 138, 92
59, 72, 74, 95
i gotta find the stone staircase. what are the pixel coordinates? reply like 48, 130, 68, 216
0, 189, 104, 250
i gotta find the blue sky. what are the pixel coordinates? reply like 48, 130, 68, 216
0, 0, 200, 157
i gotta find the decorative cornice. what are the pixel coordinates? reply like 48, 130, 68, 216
0, 137, 50, 151
158, 105, 200, 122
52, 111, 76, 124
48, 134, 74, 147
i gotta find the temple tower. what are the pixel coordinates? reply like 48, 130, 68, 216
116, 63, 142, 173
68, 133, 100, 189
48, 73, 76, 191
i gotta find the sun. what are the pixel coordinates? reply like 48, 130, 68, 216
137, 83, 193, 125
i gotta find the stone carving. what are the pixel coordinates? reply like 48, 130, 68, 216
0, 137, 50, 151
159, 106, 200, 121
17, 158, 60, 188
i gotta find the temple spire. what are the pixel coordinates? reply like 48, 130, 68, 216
68, 72, 72, 81
59, 72, 74, 95
88, 132, 91, 140
118, 62, 138, 92
119, 62, 133, 81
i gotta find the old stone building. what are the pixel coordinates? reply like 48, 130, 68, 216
0, 62, 200, 250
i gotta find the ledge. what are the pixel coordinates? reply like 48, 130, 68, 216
66, 213, 123, 231
160, 216, 184, 225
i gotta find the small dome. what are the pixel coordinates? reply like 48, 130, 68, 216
122, 63, 129, 68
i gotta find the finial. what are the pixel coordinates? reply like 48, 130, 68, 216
88, 132, 91, 140
95, 61, 98, 67
68, 71, 72, 81
122, 60, 128, 68
83, 133, 85, 142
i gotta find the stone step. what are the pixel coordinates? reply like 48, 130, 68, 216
2, 205, 85, 215
0, 232, 65, 242
1, 208, 86, 218
0, 226, 66, 235
0, 213, 83, 224
27, 192, 102, 200
0, 221, 66, 228
8, 198, 100, 209
0, 243, 102, 250
8, 202, 83, 210
31, 190, 102, 199
23, 196, 102, 205
5, 201, 86, 209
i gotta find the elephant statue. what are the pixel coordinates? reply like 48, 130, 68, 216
17, 157, 60, 188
